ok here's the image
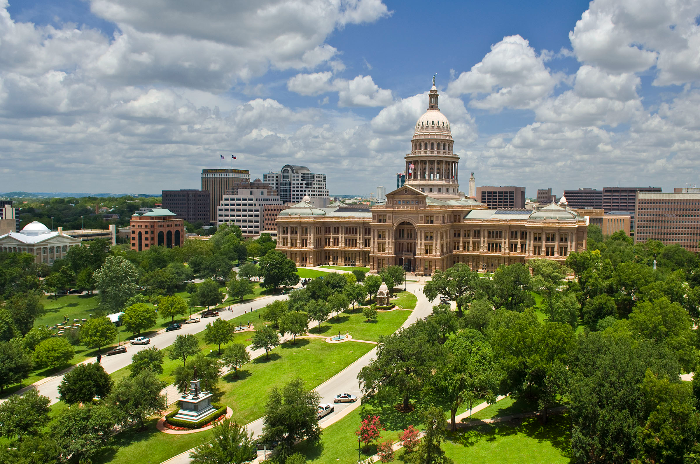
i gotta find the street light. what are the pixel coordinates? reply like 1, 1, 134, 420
358, 435, 361, 462
404, 264, 407, 291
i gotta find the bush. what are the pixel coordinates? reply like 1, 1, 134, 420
399, 425, 421, 453
363, 306, 378, 322
377, 439, 395, 462
165, 403, 227, 429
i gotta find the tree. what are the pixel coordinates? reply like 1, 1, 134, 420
288, 288, 311, 312
279, 311, 308, 343
108, 369, 166, 430
581, 294, 616, 330
169, 334, 200, 367
262, 299, 288, 328
44, 266, 75, 299
423, 263, 483, 316
259, 250, 300, 290
238, 263, 259, 280
251, 325, 280, 358
0, 339, 33, 392
328, 292, 349, 319
305, 278, 331, 301
379, 265, 405, 297
611, 261, 656, 317
492, 263, 533, 312
227, 275, 253, 302
261, 378, 320, 457
462, 298, 494, 333
546, 291, 580, 328
52, 404, 116, 464
357, 414, 383, 449
364, 274, 382, 303
221, 343, 250, 377
6, 292, 45, 336
345, 282, 366, 309
0, 434, 59, 464
22, 326, 52, 351
529, 259, 568, 312
122, 302, 157, 336
197, 279, 224, 309
190, 419, 257, 464
352, 269, 366, 282
93, 255, 139, 313
58, 362, 113, 405
158, 295, 188, 322
408, 407, 453, 464
0, 308, 17, 342
33, 337, 74, 371
79, 317, 117, 353
306, 300, 331, 331
140, 268, 179, 296
0, 389, 50, 440
129, 346, 164, 376
363, 305, 378, 322
204, 318, 234, 355
173, 355, 222, 399
426, 329, 499, 431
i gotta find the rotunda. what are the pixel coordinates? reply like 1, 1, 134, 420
405, 78, 460, 199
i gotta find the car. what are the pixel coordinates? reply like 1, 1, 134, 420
166, 323, 182, 332
201, 310, 219, 318
333, 393, 357, 403
183, 317, 200, 324
105, 345, 126, 356
131, 336, 150, 345
317, 403, 334, 419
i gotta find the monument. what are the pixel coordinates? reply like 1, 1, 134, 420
172, 369, 215, 423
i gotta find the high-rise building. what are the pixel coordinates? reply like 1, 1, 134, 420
562, 188, 603, 209
397, 173, 406, 189
0, 201, 18, 234
537, 188, 556, 205
263, 165, 328, 204
601, 186, 662, 233
376, 186, 386, 202
161, 189, 210, 224
476, 186, 526, 209
468, 173, 476, 198
217, 180, 283, 236
635, 192, 700, 252
201, 169, 251, 224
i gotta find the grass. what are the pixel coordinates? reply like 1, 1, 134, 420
99, 338, 374, 464
319, 265, 370, 272
307, 308, 411, 342
297, 268, 334, 278
391, 291, 418, 310
466, 396, 540, 421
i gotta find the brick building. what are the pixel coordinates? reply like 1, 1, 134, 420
130, 208, 185, 251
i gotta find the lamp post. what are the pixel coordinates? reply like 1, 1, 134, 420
404, 265, 407, 291
358, 435, 361, 462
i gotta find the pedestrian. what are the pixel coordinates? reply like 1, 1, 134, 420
258, 313, 261, 319
96, 353, 102, 364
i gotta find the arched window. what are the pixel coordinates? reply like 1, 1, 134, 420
431, 142, 435, 150
158, 231, 164, 246
175, 230, 181, 247
138, 232, 142, 251
166, 230, 173, 248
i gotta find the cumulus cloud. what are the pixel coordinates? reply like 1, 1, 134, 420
447, 35, 562, 110
288, 73, 393, 107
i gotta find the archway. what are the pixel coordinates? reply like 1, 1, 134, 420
175, 230, 181, 247
166, 230, 173, 248
158, 231, 164, 246
394, 222, 417, 272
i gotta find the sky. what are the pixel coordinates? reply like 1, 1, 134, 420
1, 0, 700, 197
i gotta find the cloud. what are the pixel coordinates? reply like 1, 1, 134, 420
288, 73, 393, 107
447, 35, 562, 111
287, 71, 335, 96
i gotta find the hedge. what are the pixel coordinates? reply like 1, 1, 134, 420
165, 403, 227, 429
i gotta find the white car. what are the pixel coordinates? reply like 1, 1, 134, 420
184, 317, 200, 324
131, 336, 150, 345
317, 403, 334, 419
334, 393, 357, 403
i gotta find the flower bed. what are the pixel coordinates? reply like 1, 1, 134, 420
164, 404, 228, 429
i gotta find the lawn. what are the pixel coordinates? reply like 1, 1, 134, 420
99, 338, 374, 464
391, 291, 417, 310
319, 265, 370, 272
307, 308, 411, 342
297, 268, 333, 278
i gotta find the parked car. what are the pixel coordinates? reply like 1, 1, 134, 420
131, 336, 150, 345
201, 310, 219, 318
166, 323, 182, 332
317, 403, 334, 419
106, 345, 127, 356
183, 317, 200, 324
333, 393, 357, 403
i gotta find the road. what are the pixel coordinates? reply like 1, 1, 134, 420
13, 292, 291, 405
163, 277, 434, 464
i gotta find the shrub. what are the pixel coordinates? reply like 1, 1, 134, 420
377, 439, 395, 462
165, 403, 227, 429
363, 306, 378, 322
357, 414, 383, 448
399, 425, 421, 453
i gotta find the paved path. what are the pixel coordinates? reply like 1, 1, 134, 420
5, 292, 291, 405
163, 278, 435, 464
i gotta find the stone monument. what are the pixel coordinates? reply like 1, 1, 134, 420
172, 373, 215, 423
377, 282, 390, 306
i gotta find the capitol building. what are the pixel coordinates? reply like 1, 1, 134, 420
275, 82, 588, 275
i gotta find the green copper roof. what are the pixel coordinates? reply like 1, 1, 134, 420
142, 208, 177, 217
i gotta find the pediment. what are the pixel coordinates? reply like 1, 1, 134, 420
386, 185, 426, 199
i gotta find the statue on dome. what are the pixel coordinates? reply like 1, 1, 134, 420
432, 73, 437, 86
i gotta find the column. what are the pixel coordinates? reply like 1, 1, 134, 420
555, 230, 560, 256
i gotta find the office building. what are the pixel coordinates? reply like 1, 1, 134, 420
217, 181, 284, 236
0, 201, 18, 234
635, 192, 700, 252
276, 81, 587, 274
573, 209, 631, 236
537, 188, 557, 205
468, 173, 476, 198
476, 186, 526, 209
162, 189, 210, 224
562, 188, 603, 209
602, 187, 661, 214
130, 208, 185, 251
201, 169, 250, 224
263, 165, 328, 204
377, 186, 386, 202
0, 221, 81, 264
397, 173, 406, 189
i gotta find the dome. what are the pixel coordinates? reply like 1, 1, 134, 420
21, 221, 51, 236
414, 110, 451, 137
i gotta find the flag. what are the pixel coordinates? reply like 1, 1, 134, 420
408, 163, 414, 174
220, 155, 224, 160
232, 155, 237, 159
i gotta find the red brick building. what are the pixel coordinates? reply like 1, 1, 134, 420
130, 208, 185, 251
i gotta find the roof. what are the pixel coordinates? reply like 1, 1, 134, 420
413, 109, 452, 138
142, 208, 177, 217
464, 205, 582, 222
278, 198, 327, 217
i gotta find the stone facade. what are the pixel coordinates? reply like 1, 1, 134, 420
275, 82, 588, 274
0, 221, 82, 265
